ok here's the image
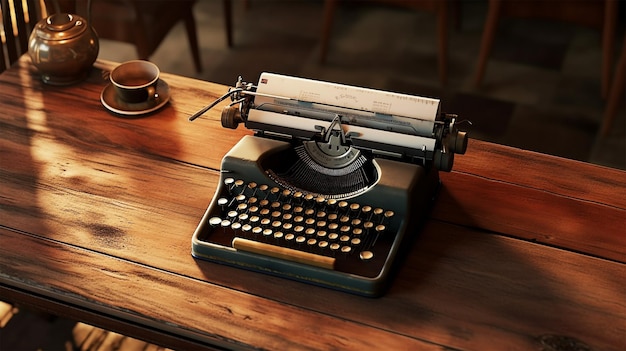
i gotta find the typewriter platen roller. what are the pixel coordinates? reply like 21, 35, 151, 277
190, 73, 467, 296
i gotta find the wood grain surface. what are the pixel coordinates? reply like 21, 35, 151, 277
1, 55, 624, 350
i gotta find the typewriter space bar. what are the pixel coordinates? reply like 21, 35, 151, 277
232, 237, 335, 270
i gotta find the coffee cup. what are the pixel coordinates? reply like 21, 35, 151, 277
110, 60, 160, 104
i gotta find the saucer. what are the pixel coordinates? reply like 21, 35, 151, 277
101, 78, 170, 116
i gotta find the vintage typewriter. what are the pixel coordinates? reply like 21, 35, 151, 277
190, 73, 467, 296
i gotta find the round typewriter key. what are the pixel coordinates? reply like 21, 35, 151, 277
307, 238, 317, 246
283, 222, 293, 230
237, 203, 248, 211
351, 238, 361, 245
249, 206, 259, 213
282, 213, 293, 221
316, 230, 327, 238
238, 213, 249, 221
304, 193, 314, 201
294, 206, 304, 214
235, 194, 246, 202
234, 179, 244, 187
340, 216, 350, 223
247, 182, 257, 190
260, 218, 271, 226
327, 199, 337, 206
338, 201, 348, 210
296, 236, 306, 243
260, 208, 270, 216
360, 251, 374, 260
285, 233, 295, 241
294, 216, 304, 223
271, 211, 281, 218
328, 233, 339, 240
353, 228, 363, 236
248, 197, 258, 204
294, 225, 305, 233
340, 226, 350, 233
316, 211, 326, 218
231, 222, 242, 231
385, 210, 395, 218
217, 198, 228, 207
259, 184, 269, 192
242, 224, 252, 232
227, 210, 238, 219
263, 229, 273, 237
376, 224, 386, 233
373, 208, 383, 216
315, 196, 325, 204
272, 220, 282, 228
305, 228, 315, 236
305, 208, 315, 216
259, 199, 269, 207
318, 241, 329, 248
330, 243, 340, 251
220, 219, 231, 228
328, 213, 338, 221
271, 201, 281, 209
317, 220, 327, 228
252, 226, 262, 234
350, 203, 360, 211
351, 218, 362, 226
364, 221, 374, 229
209, 217, 222, 226
224, 178, 235, 186
341, 246, 352, 253
282, 203, 292, 211
328, 223, 339, 231
249, 215, 260, 224
282, 189, 291, 197
361, 205, 372, 214
339, 235, 350, 242
305, 218, 315, 226
274, 231, 284, 239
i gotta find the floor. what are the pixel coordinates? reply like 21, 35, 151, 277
1, 1, 624, 350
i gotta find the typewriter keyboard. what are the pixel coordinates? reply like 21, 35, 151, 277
199, 177, 399, 277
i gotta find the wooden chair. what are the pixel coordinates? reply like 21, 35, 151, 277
0, 0, 49, 73
473, 0, 618, 97
319, 0, 451, 85
57, 0, 216, 73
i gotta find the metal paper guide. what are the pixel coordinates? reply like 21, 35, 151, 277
189, 72, 468, 296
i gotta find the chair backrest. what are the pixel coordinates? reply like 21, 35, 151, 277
1, 0, 48, 72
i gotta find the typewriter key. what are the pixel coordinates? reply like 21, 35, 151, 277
209, 217, 222, 226
296, 236, 306, 243
341, 246, 352, 253
274, 231, 284, 239
263, 229, 273, 237
351, 238, 361, 245
318, 241, 329, 249
271, 221, 282, 228
252, 227, 262, 234
285, 233, 295, 241
305, 228, 316, 236
316, 230, 327, 238
231, 222, 242, 231
242, 224, 252, 232
330, 243, 340, 251
282, 213, 293, 221
339, 235, 350, 242
260, 218, 271, 226
328, 223, 339, 231
283, 223, 293, 230
360, 251, 374, 260
328, 233, 339, 240
307, 238, 317, 246
271, 211, 281, 218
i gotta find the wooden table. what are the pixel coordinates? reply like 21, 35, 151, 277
1, 55, 625, 351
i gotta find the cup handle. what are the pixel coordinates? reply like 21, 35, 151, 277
147, 85, 159, 100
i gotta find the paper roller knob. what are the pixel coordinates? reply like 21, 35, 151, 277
221, 105, 242, 129
434, 149, 454, 172
448, 131, 468, 155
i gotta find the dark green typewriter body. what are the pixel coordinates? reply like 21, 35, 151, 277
192, 135, 439, 297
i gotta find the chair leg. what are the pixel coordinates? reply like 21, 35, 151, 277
473, 0, 501, 88
223, 0, 233, 47
436, 0, 448, 85
600, 36, 625, 137
601, 0, 617, 98
183, 7, 202, 72
319, 0, 338, 64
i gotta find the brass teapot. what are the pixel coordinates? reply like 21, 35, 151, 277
28, 12, 99, 85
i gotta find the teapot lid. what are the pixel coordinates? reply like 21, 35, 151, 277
34, 13, 88, 40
